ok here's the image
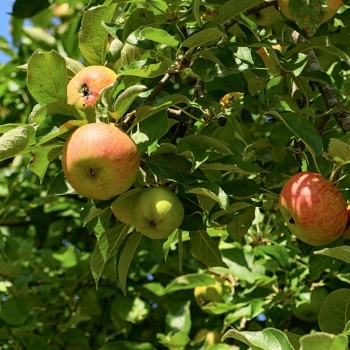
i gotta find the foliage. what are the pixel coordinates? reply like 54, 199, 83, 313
1, 0, 350, 349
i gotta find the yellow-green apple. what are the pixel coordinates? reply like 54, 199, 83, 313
62, 122, 140, 201
278, 171, 347, 246
193, 329, 221, 347
111, 189, 143, 225
194, 284, 224, 307
247, 6, 280, 26
67, 65, 117, 110
278, 0, 342, 23
131, 187, 184, 239
292, 287, 328, 322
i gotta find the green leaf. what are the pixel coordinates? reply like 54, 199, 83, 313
11, 0, 50, 19
182, 28, 226, 48
177, 135, 232, 170
1, 297, 31, 325
135, 94, 192, 123
222, 327, 295, 350
326, 138, 350, 165
91, 224, 129, 287
27, 50, 67, 105
163, 273, 218, 294
123, 8, 155, 41
187, 183, 229, 210
119, 60, 171, 78
47, 171, 75, 196
166, 301, 191, 334
0, 125, 35, 161
111, 85, 148, 121
189, 231, 227, 267
318, 289, 350, 334
79, 4, 118, 65
314, 246, 350, 264
139, 27, 180, 47
206, 0, 265, 27
117, 230, 143, 294
144, 153, 207, 184
272, 111, 323, 157
300, 332, 348, 350
27, 145, 62, 183
255, 245, 291, 269
30, 102, 86, 124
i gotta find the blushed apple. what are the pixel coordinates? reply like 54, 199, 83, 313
67, 65, 117, 110
278, 0, 342, 23
131, 187, 184, 239
62, 122, 140, 201
278, 171, 348, 246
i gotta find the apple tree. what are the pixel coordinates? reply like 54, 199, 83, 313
1, 0, 350, 349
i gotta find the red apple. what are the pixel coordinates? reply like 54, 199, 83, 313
278, 171, 347, 246
66, 65, 117, 110
62, 123, 140, 201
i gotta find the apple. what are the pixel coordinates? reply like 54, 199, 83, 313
62, 122, 140, 201
278, 0, 342, 23
111, 189, 143, 225
131, 187, 184, 239
247, 6, 280, 26
66, 65, 117, 110
193, 329, 221, 347
278, 171, 348, 246
292, 287, 328, 322
194, 284, 224, 307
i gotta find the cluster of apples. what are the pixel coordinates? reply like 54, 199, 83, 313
62, 65, 184, 239
279, 171, 349, 246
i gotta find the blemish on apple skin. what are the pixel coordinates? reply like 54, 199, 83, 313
88, 169, 96, 178
289, 218, 295, 224
149, 220, 156, 227
80, 83, 92, 99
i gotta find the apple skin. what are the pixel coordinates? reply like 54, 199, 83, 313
194, 284, 224, 307
62, 123, 140, 201
111, 189, 142, 225
67, 65, 117, 110
278, 0, 342, 23
193, 329, 221, 347
278, 171, 348, 246
131, 187, 184, 239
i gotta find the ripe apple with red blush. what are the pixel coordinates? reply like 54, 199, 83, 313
67, 65, 117, 110
61, 122, 140, 201
278, 171, 348, 246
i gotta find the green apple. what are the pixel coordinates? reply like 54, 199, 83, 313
292, 288, 328, 322
62, 123, 140, 201
111, 189, 143, 225
279, 171, 348, 246
194, 284, 224, 307
67, 65, 117, 110
131, 187, 184, 239
193, 329, 221, 347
